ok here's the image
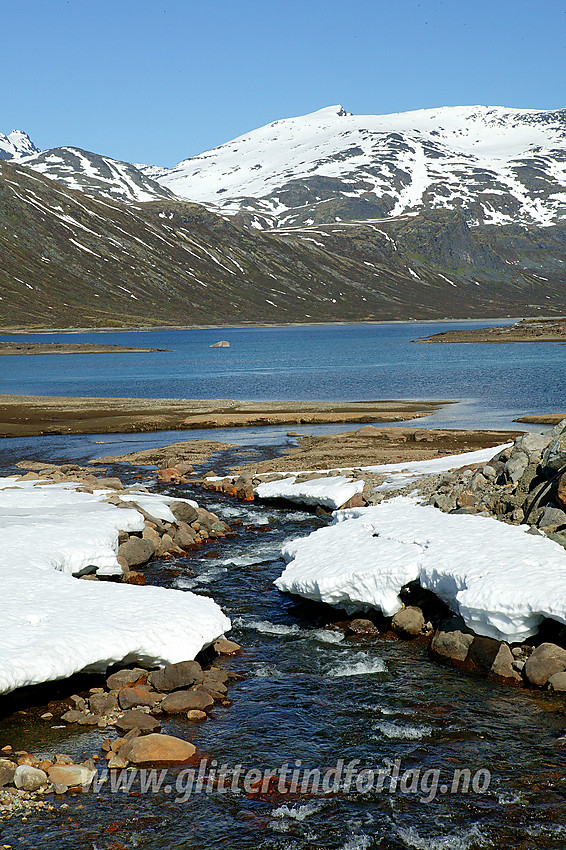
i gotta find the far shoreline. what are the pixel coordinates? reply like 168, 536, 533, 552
0, 316, 528, 336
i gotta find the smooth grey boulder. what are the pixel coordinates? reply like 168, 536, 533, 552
392, 606, 425, 637
524, 642, 566, 686
14, 765, 48, 791
118, 537, 155, 567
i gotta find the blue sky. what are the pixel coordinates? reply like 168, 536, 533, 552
2, 0, 565, 166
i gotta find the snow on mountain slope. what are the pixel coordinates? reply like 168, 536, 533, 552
150, 104, 566, 228
24, 146, 176, 203
0, 129, 40, 161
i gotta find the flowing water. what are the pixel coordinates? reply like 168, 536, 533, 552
1, 441, 565, 849
1, 323, 565, 847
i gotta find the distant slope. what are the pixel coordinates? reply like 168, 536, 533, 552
0, 130, 40, 161
2, 160, 566, 330
147, 104, 566, 229
23, 146, 176, 203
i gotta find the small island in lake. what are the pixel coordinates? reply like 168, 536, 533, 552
0, 342, 170, 355
415, 317, 566, 344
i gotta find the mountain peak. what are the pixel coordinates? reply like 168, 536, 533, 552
0, 129, 40, 161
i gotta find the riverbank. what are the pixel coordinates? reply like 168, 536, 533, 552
0, 396, 448, 438
416, 317, 566, 344
228, 425, 521, 475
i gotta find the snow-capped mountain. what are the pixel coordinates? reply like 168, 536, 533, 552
144, 104, 566, 228
23, 147, 175, 203
0, 130, 40, 161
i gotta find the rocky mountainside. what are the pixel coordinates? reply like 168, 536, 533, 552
0, 130, 39, 161
143, 104, 566, 230
2, 159, 566, 330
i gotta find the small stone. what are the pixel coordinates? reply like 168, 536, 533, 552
40, 712, 53, 721
187, 710, 207, 721
347, 618, 380, 636
53, 783, 69, 795
213, 637, 241, 655
61, 710, 85, 724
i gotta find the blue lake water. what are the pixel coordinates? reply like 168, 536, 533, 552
0, 321, 564, 430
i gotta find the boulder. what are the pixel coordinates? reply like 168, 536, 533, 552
187, 710, 207, 721
120, 733, 196, 764
548, 672, 566, 693
538, 505, 566, 530
514, 432, 552, 464
489, 643, 523, 685
161, 688, 214, 714
106, 668, 148, 690
524, 643, 566, 687
47, 764, 96, 789
14, 765, 48, 791
430, 629, 474, 667
169, 501, 199, 525
123, 570, 146, 585
115, 711, 161, 733
504, 452, 529, 484
118, 537, 155, 567
173, 523, 197, 550
148, 660, 203, 692
118, 686, 160, 710
61, 709, 85, 723
391, 606, 425, 637
542, 433, 566, 471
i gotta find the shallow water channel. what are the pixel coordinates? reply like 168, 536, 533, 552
1, 441, 565, 849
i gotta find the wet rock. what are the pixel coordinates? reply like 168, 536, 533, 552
213, 637, 241, 655
123, 569, 146, 585
430, 628, 474, 667
161, 688, 214, 714
392, 606, 426, 637
89, 692, 118, 716
524, 643, 566, 687
14, 765, 48, 791
115, 711, 161, 733
48, 764, 95, 788
148, 660, 203, 692
548, 672, 566, 693
489, 643, 523, 684
120, 733, 196, 765
157, 468, 187, 484
118, 537, 155, 567
0, 761, 16, 788
173, 522, 197, 550
187, 710, 207, 721
118, 686, 160, 710
347, 618, 380, 636
61, 710, 85, 724
106, 668, 148, 690
169, 501, 199, 525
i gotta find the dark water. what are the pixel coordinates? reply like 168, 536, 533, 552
1, 321, 566, 429
1, 442, 565, 849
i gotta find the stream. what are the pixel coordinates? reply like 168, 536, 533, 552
0, 439, 565, 849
